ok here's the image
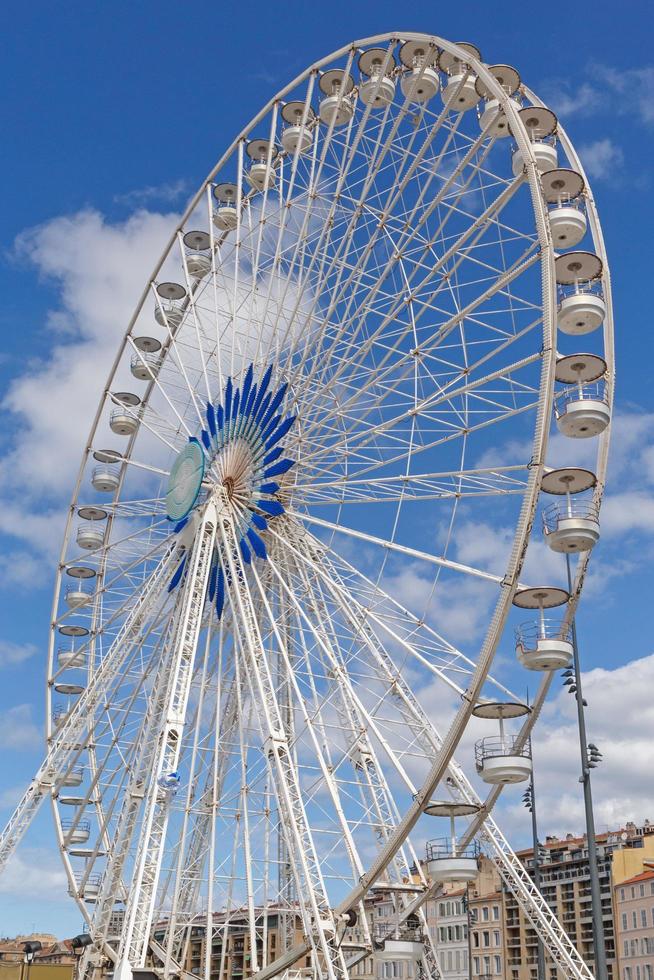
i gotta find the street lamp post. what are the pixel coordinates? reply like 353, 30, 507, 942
522, 766, 546, 980
465, 883, 473, 980
565, 553, 608, 980
70, 934, 93, 980
22, 941, 42, 980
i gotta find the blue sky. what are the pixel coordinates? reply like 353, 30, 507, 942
1, 0, 653, 938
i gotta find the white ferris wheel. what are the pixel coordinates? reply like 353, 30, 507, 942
0, 31, 613, 980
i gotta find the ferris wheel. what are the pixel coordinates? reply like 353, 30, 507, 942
0, 32, 613, 980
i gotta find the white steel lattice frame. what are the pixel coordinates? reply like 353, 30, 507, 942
0, 31, 613, 980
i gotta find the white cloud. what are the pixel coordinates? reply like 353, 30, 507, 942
0, 207, 178, 576
532, 653, 654, 831
0, 847, 68, 898
543, 63, 654, 128
0, 704, 41, 750
544, 81, 603, 118
0, 784, 25, 809
113, 178, 191, 208
577, 138, 625, 181
0, 640, 37, 668
594, 64, 654, 125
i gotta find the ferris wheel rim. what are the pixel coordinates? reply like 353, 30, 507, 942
40, 32, 612, 968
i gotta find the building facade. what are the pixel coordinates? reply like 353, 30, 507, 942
425, 888, 468, 980
614, 869, 654, 980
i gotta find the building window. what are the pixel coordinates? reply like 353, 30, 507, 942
493, 931, 500, 947
632, 911, 638, 929
493, 905, 499, 920
640, 884, 646, 897
494, 956, 501, 974
632, 887, 636, 898
474, 957, 480, 975
623, 913, 628, 931
642, 909, 647, 928
621, 889, 626, 901
483, 931, 490, 948
625, 968, 632, 980
645, 966, 652, 980
624, 940, 629, 957
482, 907, 490, 922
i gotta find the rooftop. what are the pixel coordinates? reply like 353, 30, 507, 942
615, 868, 654, 888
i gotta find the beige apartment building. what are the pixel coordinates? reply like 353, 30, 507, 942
613, 869, 654, 980
469, 888, 506, 980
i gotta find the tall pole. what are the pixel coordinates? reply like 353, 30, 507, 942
566, 554, 608, 980
466, 882, 472, 980
526, 760, 546, 980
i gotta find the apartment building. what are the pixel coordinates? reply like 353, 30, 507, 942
505, 823, 654, 980
425, 888, 468, 980
469, 888, 506, 980
614, 869, 654, 980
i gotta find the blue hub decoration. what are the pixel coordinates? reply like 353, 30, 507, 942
166, 363, 296, 618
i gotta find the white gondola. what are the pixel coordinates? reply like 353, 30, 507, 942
109, 392, 140, 436
440, 43, 481, 111
513, 586, 573, 671
109, 409, 137, 436
319, 69, 356, 126
76, 520, 105, 550
541, 468, 600, 554
65, 584, 91, 608
246, 138, 278, 191
358, 48, 396, 107
131, 351, 162, 380
556, 251, 606, 335
53, 705, 70, 729
542, 168, 587, 246
424, 801, 480, 882
550, 204, 587, 248
281, 102, 315, 154
472, 702, 532, 785
154, 282, 186, 331
511, 106, 558, 175
61, 819, 90, 844
476, 65, 521, 138
57, 649, 86, 669
69, 873, 101, 902
399, 39, 440, 102
442, 73, 480, 110
376, 938, 424, 962
62, 767, 84, 788
212, 182, 240, 230
183, 230, 212, 279
59, 795, 86, 806
91, 461, 120, 493
554, 353, 610, 438
154, 305, 183, 330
